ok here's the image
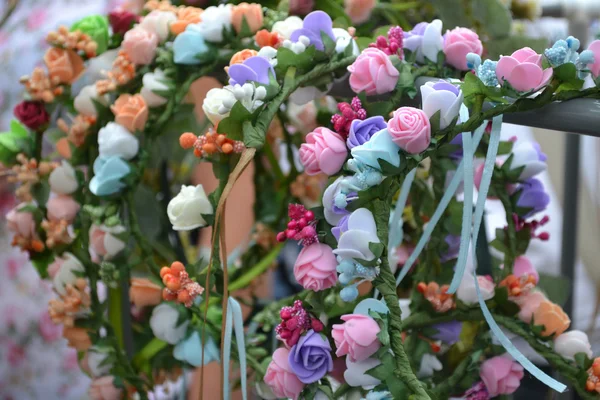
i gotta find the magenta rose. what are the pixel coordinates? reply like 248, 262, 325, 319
299, 127, 347, 176
122, 26, 159, 65
47, 195, 80, 223
480, 355, 524, 396
332, 314, 381, 362
293, 243, 337, 291
348, 48, 399, 95
14, 101, 49, 131
109, 9, 139, 35
387, 107, 431, 154
443, 27, 483, 70
587, 40, 600, 78
264, 348, 304, 399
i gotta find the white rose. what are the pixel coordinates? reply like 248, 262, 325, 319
417, 354, 442, 378
74, 84, 109, 117
150, 303, 189, 345
167, 184, 213, 231
554, 330, 593, 360
139, 11, 177, 42
456, 275, 495, 305
87, 347, 111, 377
420, 80, 464, 130
141, 69, 170, 107
421, 19, 443, 63
195, 5, 232, 43
509, 141, 547, 180
333, 208, 380, 262
53, 252, 85, 296
333, 28, 359, 55
271, 16, 303, 40
344, 357, 381, 388
98, 122, 140, 160
202, 87, 236, 125
289, 84, 331, 105
48, 160, 78, 195
89, 224, 127, 260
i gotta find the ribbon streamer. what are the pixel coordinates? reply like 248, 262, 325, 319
222, 296, 248, 400
389, 167, 417, 249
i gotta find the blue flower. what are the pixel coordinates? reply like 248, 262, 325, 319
350, 129, 401, 171
173, 331, 220, 367
89, 155, 130, 196
173, 25, 210, 65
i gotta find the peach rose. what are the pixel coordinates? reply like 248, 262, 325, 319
533, 300, 571, 337
344, 0, 376, 25
44, 48, 85, 85
89, 376, 122, 400
111, 94, 149, 133
63, 327, 92, 351
171, 7, 203, 35
129, 278, 162, 307
229, 49, 258, 66
231, 3, 263, 34
122, 26, 159, 65
6, 204, 36, 239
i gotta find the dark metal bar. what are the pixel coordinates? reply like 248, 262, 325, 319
120, 273, 135, 359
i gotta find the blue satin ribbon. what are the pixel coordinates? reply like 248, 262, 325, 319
222, 297, 247, 400
389, 167, 417, 250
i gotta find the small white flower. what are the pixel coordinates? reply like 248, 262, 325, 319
48, 160, 78, 195
509, 141, 547, 180
202, 86, 237, 125
418, 354, 443, 378
53, 252, 85, 296
98, 122, 140, 160
194, 4, 232, 43
141, 69, 170, 107
86, 347, 111, 377
282, 37, 309, 55
139, 10, 177, 42
333, 208, 380, 262
74, 85, 109, 117
554, 330, 593, 360
226, 83, 266, 113
271, 16, 303, 40
333, 28, 359, 55
258, 46, 278, 67
150, 303, 189, 344
167, 184, 213, 231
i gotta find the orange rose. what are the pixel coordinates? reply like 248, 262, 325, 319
63, 326, 92, 351
229, 49, 258, 66
533, 300, 571, 336
111, 94, 149, 133
129, 277, 163, 307
44, 48, 85, 84
255, 29, 282, 48
56, 137, 73, 159
231, 3, 263, 34
171, 7, 203, 35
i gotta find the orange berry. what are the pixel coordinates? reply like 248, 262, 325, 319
162, 274, 171, 286
160, 266, 171, 278
162, 288, 177, 301
31, 240, 45, 252
165, 276, 181, 292
193, 148, 202, 157
587, 380, 596, 392
216, 134, 226, 145
179, 132, 197, 149
593, 360, 600, 376
177, 290, 191, 304
203, 143, 216, 153
416, 282, 427, 294
170, 261, 185, 275
222, 143, 233, 154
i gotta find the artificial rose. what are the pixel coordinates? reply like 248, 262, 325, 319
141, 69, 171, 107
272, 16, 303, 40
47, 195, 80, 223
170, 7, 202, 36
350, 129, 401, 170
44, 47, 85, 84
333, 208, 380, 261
85, 347, 112, 377
63, 326, 92, 351
496, 47, 552, 92
443, 27, 483, 70
288, 329, 333, 383
89, 376, 122, 400
6, 204, 35, 239
554, 330, 593, 360
39, 311, 62, 342
74, 84, 109, 117
230, 49, 259, 66
347, 116, 387, 149
344, 356, 381, 388
122, 27, 159, 65
332, 314, 381, 362
111, 94, 149, 133
456, 275, 495, 305
480, 355, 524, 396
512, 255, 539, 283
344, 0, 375, 24
129, 277, 162, 307
514, 290, 547, 323
418, 354, 443, 378
140, 10, 177, 42
299, 127, 347, 176
172, 24, 210, 65
150, 303, 190, 344
333, 28, 360, 56
322, 176, 351, 226
49, 160, 78, 195
228, 55, 275, 86
108, 9, 138, 35
51, 252, 85, 296
403, 20, 443, 63
231, 3, 263, 33
387, 107, 431, 154
98, 122, 140, 160
533, 301, 571, 336
508, 141, 547, 180
587, 40, 600, 78
264, 348, 304, 399
89, 224, 126, 259
202, 87, 236, 125
348, 48, 399, 95
293, 243, 337, 291
167, 184, 213, 230
13, 101, 49, 131
89, 156, 131, 196
420, 80, 463, 130
515, 178, 550, 218
195, 4, 232, 43
71, 15, 110, 54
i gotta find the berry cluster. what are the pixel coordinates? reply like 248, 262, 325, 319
276, 204, 318, 246
586, 359, 600, 393
369, 26, 404, 57
179, 130, 245, 158
417, 282, 455, 313
513, 214, 550, 241
275, 300, 324, 347
331, 97, 367, 138
160, 261, 204, 307
46, 26, 98, 58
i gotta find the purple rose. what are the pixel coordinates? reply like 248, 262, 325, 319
290, 11, 335, 51
431, 321, 462, 344
347, 116, 387, 149
228, 56, 275, 86
515, 178, 549, 218
441, 235, 461, 262
288, 329, 333, 383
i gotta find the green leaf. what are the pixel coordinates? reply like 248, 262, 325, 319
355, 37, 372, 51
31, 182, 50, 206
321, 31, 337, 55
217, 102, 253, 141
537, 272, 571, 307
316, 0, 351, 25
366, 351, 395, 380
575, 353, 593, 370
30, 250, 55, 279
242, 121, 264, 149
275, 46, 317, 75
10, 120, 29, 138
491, 286, 520, 316
369, 242, 385, 259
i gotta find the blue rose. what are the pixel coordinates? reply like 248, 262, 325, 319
173, 25, 210, 65
350, 129, 401, 170
173, 330, 220, 367
89, 155, 131, 196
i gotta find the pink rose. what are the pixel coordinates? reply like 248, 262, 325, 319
496, 47, 552, 92
587, 40, 600, 78
46, 195, 80, 223
514, 290, 547, 323
89, 376, 122, 400
293, 243, 337, 291
122, 26, 159, 65
6, 204, 35, 239
47, 257, 63, 279
264, 348, 304, 400
39, 310, 62, 342
387, 107, 431, 154
344, 0, 376, 24
299, 127, 347, 176
480, 355, 524, 396
348, 48, 399, 95
332, 314, 381, 362
443, 27, 483, 70
89, 224, 126, 259
513, 255, 539, 283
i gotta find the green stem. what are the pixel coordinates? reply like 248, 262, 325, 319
228, 243, 283, 292
34, 130, 43, 161
432, 350, 478, 398
498, 190, 517, 273
262, 140, 285, 182
377, 1, 420, 11
108, 287, 124, 348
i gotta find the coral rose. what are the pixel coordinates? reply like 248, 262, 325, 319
348, 48, 399, 95
63, 327, 92, 351
443, 27, 483, 70
533, 300, 570, 337
122, 26, 159, 65
480, 355, 524, 396
332, 314, 381, 362
344, 0, 376, 25
293, 243, 337, 291
111, 94, 149, 133
89, 376, 122, 400
299, 127, 347, 176
129, 278, 162, 307
229, 49, 258, 66
255, 29, 282, 48
387, 107, 431, 154
6, 204, 36, 239
171, 7, 203, 35
264, 348, 304, 399
231, 3, 263, 34
44, 48, 85, 84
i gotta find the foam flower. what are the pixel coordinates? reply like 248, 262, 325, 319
533, 300, 570, 336
140, 69, 171, 107
74, 85, 109, 117
351, 129, 401, 170
496, 47, 552, 92
288, 329, 333, 384
403, 20, 443, 63
228, 55, 275, 86
348, 48, 399, 95
299, 127, 347, 176
167, 184, 213, 230
420, 80, 463, 130
173, 25, 210, 65
480, 355, 524, 396
264, 348, 304, 399
98, 122, 140, 160
89, 156, 131, 196
293, 243, 338, 291
173, 331, 220, 366
194, 4, 232, 43
48, 161, 78, 195
149, 303, 189, 344
344, 357, 381, 388
111, 94, 149, 133
290, 11, 335, 51
554, 330, 593, 360
443, 27, 483, 70
139, 10, 177, 42
508, 141, 547, 180
333, 208, 380, 262
332, 314, 381, 362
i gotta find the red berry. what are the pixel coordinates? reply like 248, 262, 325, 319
280, 309, 292, 320
297, 218, 307, 229
276, 232, 286, 242
304, 211, 314, 221
287, 220, 297, 229
279, 329, 291, 339
311, 318, 324, 332
286, 229, 297, 239
301, 225, 316, 238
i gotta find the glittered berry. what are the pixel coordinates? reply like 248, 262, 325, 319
280, 309, 292, 320
276, 231, 286, 242
286, 229, 297, 239
311, 318, 324, 332
287, 220, 297, 229
304, 210, 314, 221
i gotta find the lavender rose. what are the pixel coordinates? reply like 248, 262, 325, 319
346, 116, 387, 149
515, 178, 549, 218
288, 329, 333, 383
